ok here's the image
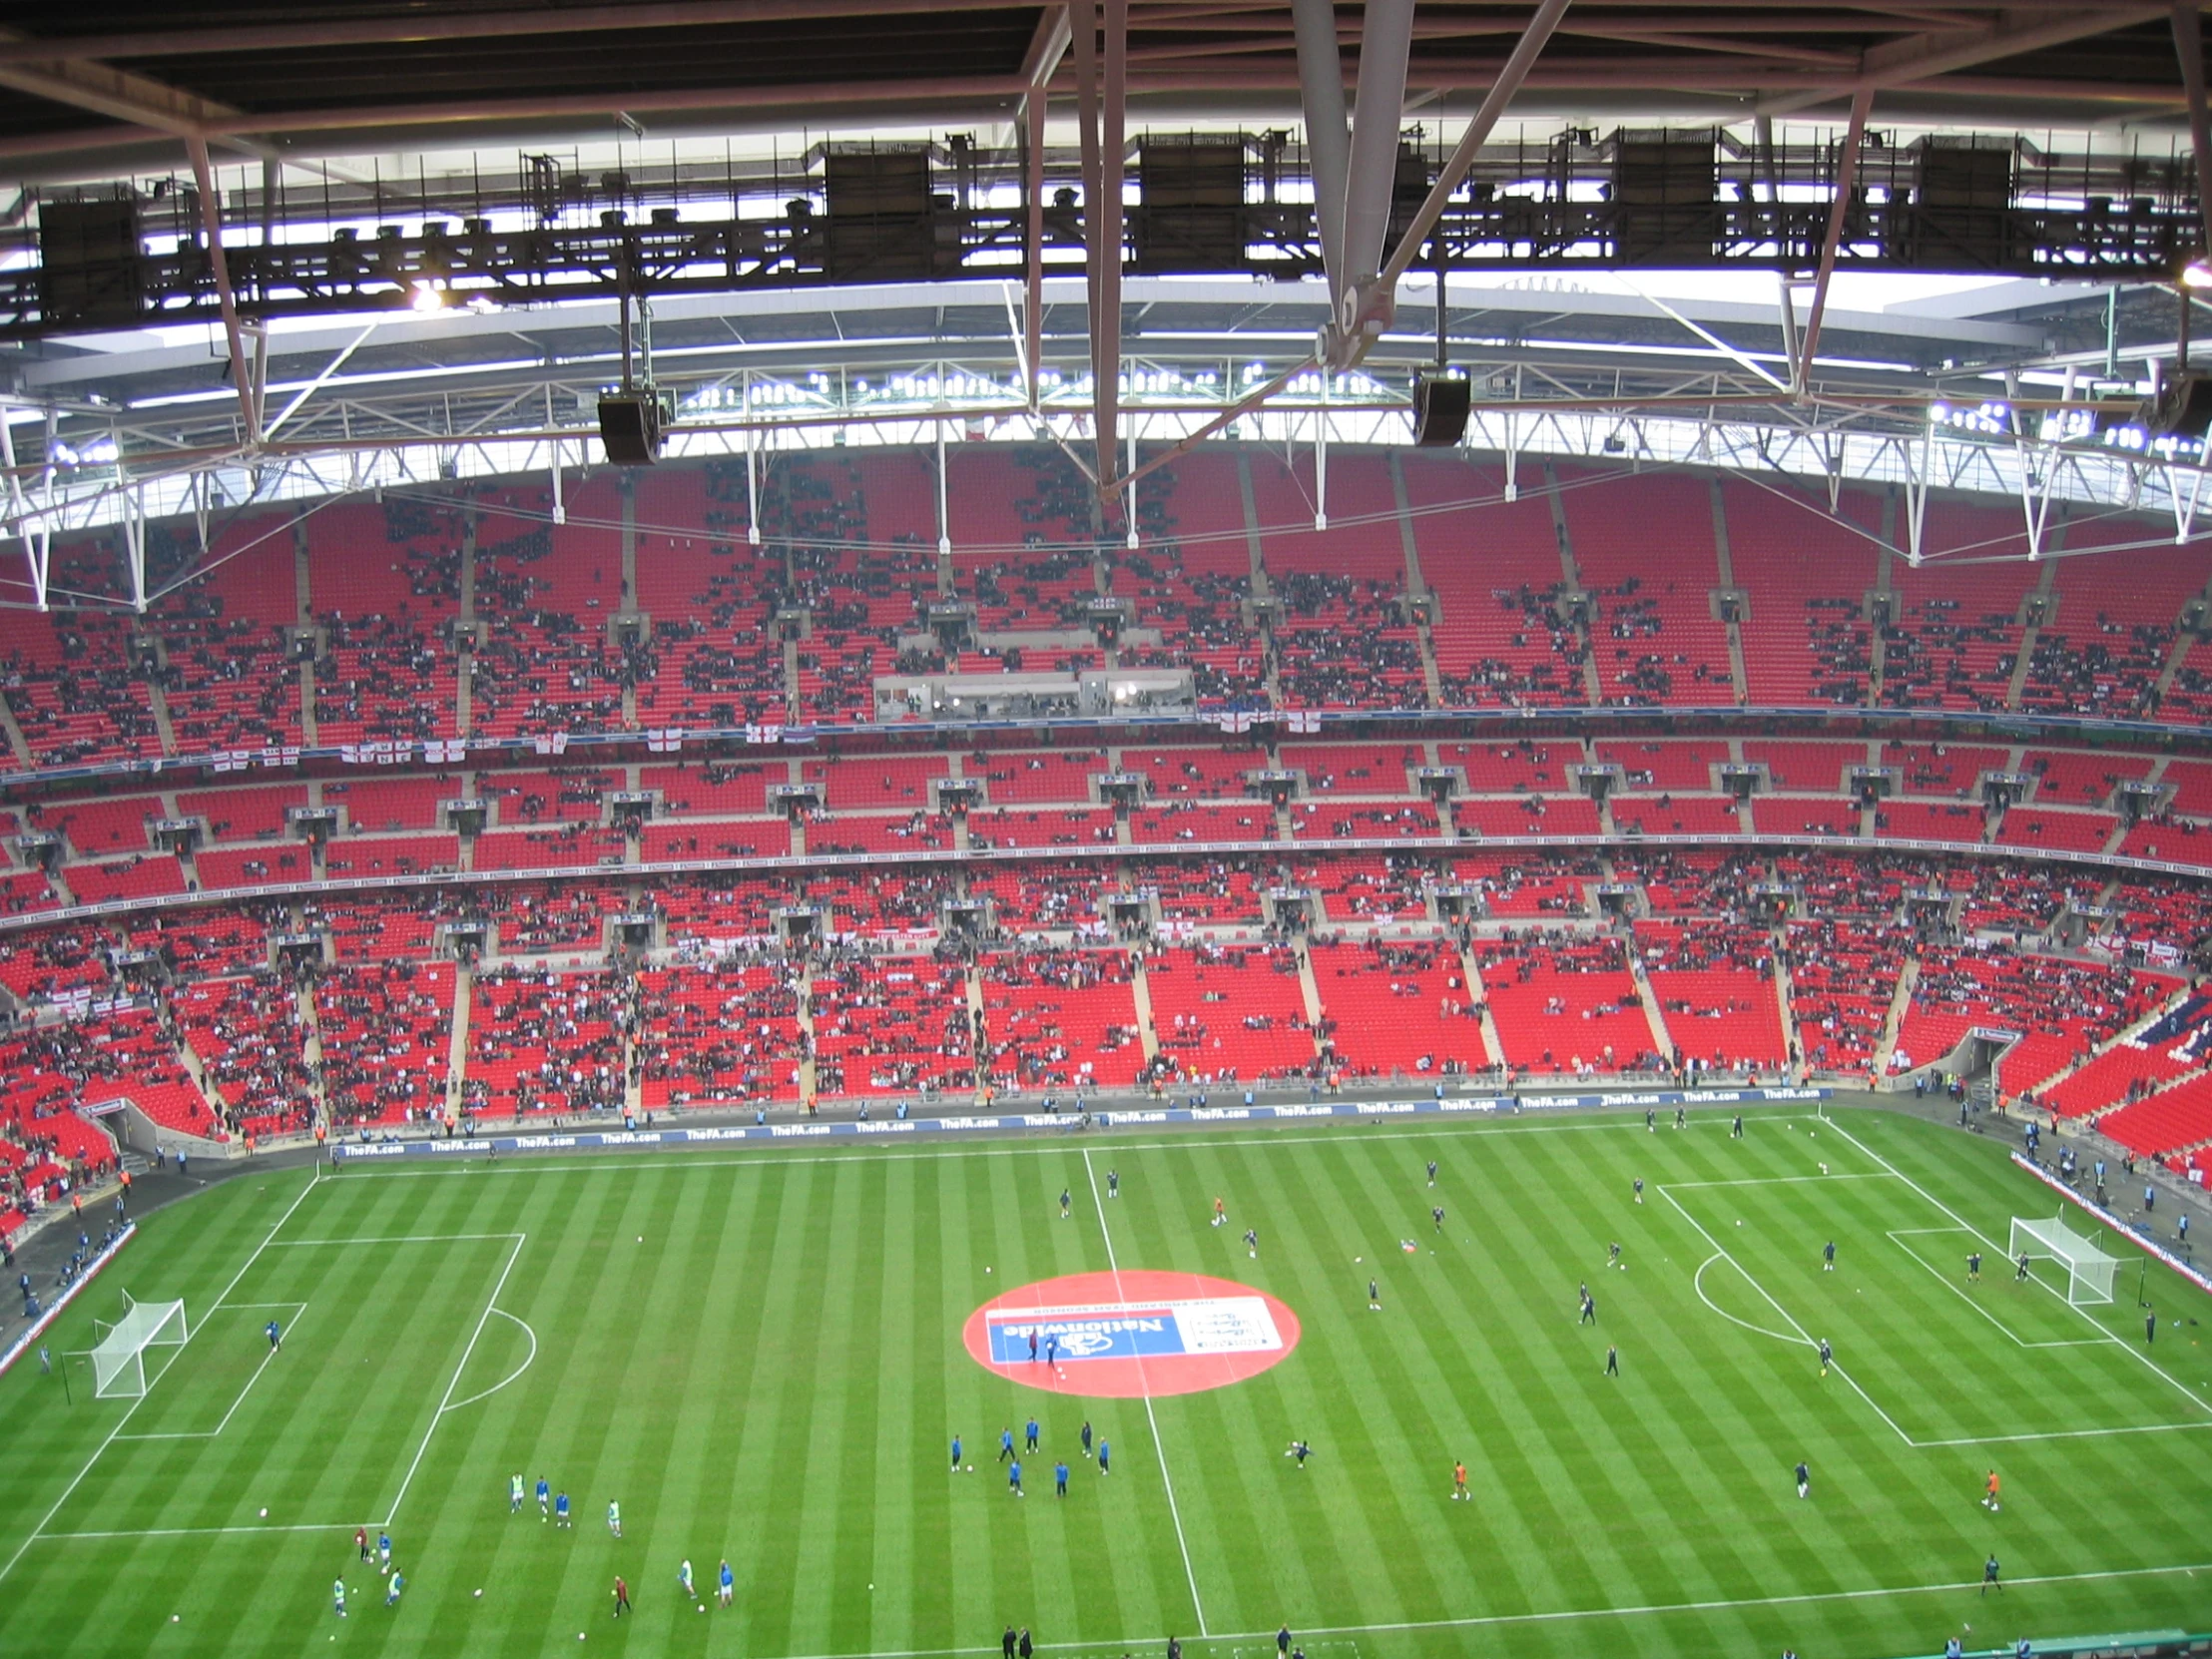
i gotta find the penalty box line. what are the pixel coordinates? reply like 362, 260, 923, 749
1819, 1117, 2212, 1425
0, 1169, 326, 1587
110, 1301, 310, 1442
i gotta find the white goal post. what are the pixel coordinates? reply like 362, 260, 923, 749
2008, 1214, 2123, 1307
89, 1296, 189, 1399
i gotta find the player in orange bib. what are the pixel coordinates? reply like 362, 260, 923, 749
1983, 1469, 2000, 1511
1452, 1462, 1468, 1501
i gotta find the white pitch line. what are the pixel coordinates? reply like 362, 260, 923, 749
0, 1169, 322, 1589
40, 1521, 359, 1541
1689, 1254, 1800, 1346
112, 1302, 310, 1441
1082, 1147, 1208, 1638
1913, 1420, 2212, 1448
1881, 1231, 2102, 1351
328, 1112, 1784, 1185
441, 1309, 538, 1412
378, 1231, 527, 1530
1665, 1172, 1901, 1190
1821, 1117, 2212, 1421
710, 1557, 2212, 1659
266, 1233, 525, 1247
1658, 1184, 1916, 1446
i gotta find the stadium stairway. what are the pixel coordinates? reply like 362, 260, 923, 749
1544, 464, 1606, 706
794, 959, 820, 1108
296, 976, 334, 1124
143, 667, 178, 757
1386, 456, 1447, 708
1456, 941, 1509, 1069
2002, 558, 2059, 711
1706, 478, 1750, 703
445, 966, 473, 1117
0, 685, 32, 767
1627, 952, 1677, 1064
1871, 955, 1921, 1076
1128, 953, 1163, 1068
1770, 934, 1799, 1070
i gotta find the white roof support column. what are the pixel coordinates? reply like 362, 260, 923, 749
121, 471, 148, 614
1795, 85, 1874, 393
1315, 367, 1330, 531
1341, 0, 1415, 299
187, 137, 262, 449
936, 417, 951, 557
1348, 0, 1571, 369
1292, 0, 1351, 309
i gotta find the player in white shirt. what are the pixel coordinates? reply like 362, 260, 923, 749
606, 1499, 622, 1538
679, 1559, 695, 1600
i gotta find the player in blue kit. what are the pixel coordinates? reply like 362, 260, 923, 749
951, 1434, 963, 1471
1098, 1439, 1110, 1474
1055, 1460, 1069, 1495
1008, 1458, 1023, 1496
555, 1491, 572, 1527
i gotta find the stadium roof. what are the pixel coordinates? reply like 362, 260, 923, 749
0, 3, 2202, 177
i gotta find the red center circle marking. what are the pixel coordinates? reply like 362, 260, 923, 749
962, 1270, 1301, 1397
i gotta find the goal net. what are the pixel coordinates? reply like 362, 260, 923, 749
2008, 1214, 2123, 1307
89, 1296, 189, 1399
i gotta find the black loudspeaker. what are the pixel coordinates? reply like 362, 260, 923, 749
1410, 373, 1471, 447
597, 393, 664, 465
2152, 374, 2212, 439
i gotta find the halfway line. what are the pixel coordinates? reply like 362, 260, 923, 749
1082, 1147, 1208, 1638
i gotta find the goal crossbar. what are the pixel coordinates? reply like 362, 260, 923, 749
89, 1295, 188, 1399
2009, 1214, 2123, 1307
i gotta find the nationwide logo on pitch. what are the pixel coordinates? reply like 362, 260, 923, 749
963, 1270, 1301, 1397
983, 1296, 1286, 1364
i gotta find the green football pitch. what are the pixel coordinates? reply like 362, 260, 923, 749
2, 1106, 2208, 1659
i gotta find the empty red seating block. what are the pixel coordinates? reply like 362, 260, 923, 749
195, 844, 313, 890
324, 774, 461, 832
1994, 809, 2116, 853
322, 835, 460, 878
179, 786, 307, 843
642, 821, 789, 861
36, 795, 159, 857
1131, 804, 1275, 845
1146, 946, 1316, 1083
1565, 470, 1732, 707
967, 808, 1117, 850
808, 814, 954, 855
1473, 934, 1660, 1074
2097, 1075, 2212, 1157
1289, 802, 1440, 839
1402, 457, 1584, 707
68, 854, 187, 905
474, 827, 627, 871
1611, 796, 1740, 837
966, 750, 1103, 805
1313, 939, 1491, 1078
1452, 797, 1599, 839
1455, 854, 1595, 918
980, 951, 1144, 1092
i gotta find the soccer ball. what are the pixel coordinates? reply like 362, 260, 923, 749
699, 1605, 706, 1614
259, 1508, 268, 1517
474, 1589, 483, 1599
